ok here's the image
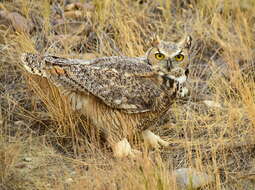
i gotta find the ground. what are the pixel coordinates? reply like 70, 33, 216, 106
0, 0, 255, 189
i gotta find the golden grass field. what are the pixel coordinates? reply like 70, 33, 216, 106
0, 0, 255, 189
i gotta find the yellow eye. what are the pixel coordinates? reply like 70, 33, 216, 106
155, 53, 165, 60
175, 54, 184, 62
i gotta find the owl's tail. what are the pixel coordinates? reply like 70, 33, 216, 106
21, 52, 81, 78
21, 53, 52, 77
21, 53, 88, 91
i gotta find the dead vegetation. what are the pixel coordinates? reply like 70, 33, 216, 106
0, 0, 255, 189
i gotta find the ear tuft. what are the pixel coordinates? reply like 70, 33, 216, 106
150, 34, 161, 47
179, 35, 192, 49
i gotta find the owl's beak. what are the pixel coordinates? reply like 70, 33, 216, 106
166, 59, 173, 71
185, 68, 189, 78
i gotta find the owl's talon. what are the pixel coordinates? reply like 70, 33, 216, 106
113, 138, 141, 158
142, 130, 169, 149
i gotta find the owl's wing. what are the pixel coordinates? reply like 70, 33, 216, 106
21, 53, 171, 113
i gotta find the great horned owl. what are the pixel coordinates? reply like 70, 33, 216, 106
21, 36, 192, 157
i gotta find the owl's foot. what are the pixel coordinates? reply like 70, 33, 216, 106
142, 129, 169, 149
113, 138, 141, 158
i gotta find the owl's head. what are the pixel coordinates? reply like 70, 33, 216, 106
146, 35, 192, 81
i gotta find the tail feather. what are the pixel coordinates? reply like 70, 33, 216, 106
20, 53, 85, 92
21, 53, 47, 77
21, 53, 88, 111
20, 53, 75, 77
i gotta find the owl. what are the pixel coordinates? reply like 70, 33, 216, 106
21, 35, 192, 157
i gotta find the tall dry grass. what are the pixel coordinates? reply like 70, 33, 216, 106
0, 0, 255, 189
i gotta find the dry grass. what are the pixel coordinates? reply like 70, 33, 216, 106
0, 0, 255, 189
